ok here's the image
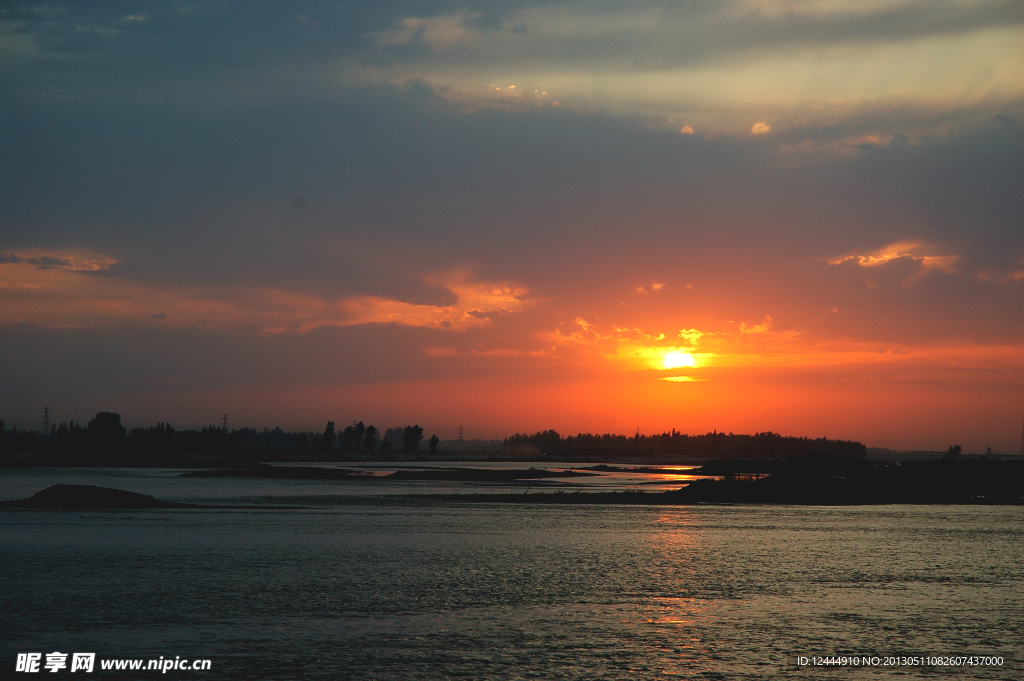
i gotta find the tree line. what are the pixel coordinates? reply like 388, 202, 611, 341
306, 422, 437, 454
0, 414, 439, 456
503, 429, 868, 460
3, 412, 870, 461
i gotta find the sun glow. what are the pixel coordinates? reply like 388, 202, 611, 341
663, 352, 695, 369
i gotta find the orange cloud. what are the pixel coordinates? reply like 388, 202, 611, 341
332, 280, 530, 333
677, 328, 704, 344
751, 122, 771, 134
740, 315, 772, 335
533, 312, 1024, 400
635, 282, 665, 294
0, 249, 534, 334
0, 249, 119, 272
829, 241, 958, 285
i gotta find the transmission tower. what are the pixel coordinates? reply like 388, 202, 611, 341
43, 407, 50, 434
222, 414, 229, 432
458, 425, 464, 442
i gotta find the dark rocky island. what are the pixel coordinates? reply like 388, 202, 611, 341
0, 484, 301, 510
425, 455, 1024, 505
0, 484, 190, 509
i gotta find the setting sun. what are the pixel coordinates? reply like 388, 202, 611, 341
663, 352, 695, 369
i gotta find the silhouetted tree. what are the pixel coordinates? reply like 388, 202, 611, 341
382, 427, 404, 450
379, 440, 392, 452
363, 425, 378, 452
127, 422, 176, 450
55, 421, 86, 451
262, 427, 288, 448
321, 421, 337, 450
86, 412, 126, 453
948, 444, 962, 458
429, 434, 440, 453
341, 425, 355, 452
296, 433, 309, 450
402, 425, 424, 453
352, 422, 366, 452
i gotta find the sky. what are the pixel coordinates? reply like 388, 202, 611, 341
1, 0, 1023, 451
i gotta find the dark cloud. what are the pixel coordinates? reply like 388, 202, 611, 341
7, 1, 1020, 82
0, 253, 72, 270
1, 92, 1020, 322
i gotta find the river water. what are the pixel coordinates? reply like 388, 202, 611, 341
1, 467, 1020, 679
